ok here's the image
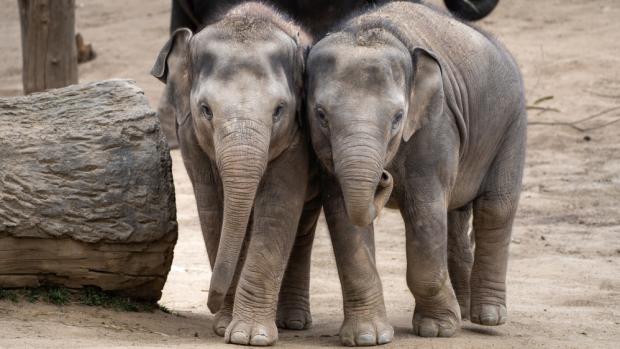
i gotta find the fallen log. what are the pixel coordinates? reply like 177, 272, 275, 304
0, 80, 177, 301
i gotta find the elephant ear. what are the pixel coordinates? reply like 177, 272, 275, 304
403, 48, 445, 142
151, 28, 193, 125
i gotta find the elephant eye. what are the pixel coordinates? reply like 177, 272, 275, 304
392, 111, 404, 131
201, 103, 213, 121
316, 107, 328, 128
272, 102, 285, 122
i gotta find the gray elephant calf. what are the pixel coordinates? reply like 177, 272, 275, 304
151, 3, 320, 346
306, 1, 526, 343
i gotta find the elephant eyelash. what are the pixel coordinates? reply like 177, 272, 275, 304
272, 103, 285, 121
392, 111, 404, 130
201, 104, 213, 120
316, 107, 328, 128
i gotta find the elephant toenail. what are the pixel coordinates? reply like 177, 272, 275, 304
356, 333, 376, 346
378, 330, 394, 344
250, 334, 271, 346
480, 314, 498, 325
287, 320, 305, 330
230, 331, 250, 344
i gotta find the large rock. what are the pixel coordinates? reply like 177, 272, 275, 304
0, 79, 177, 301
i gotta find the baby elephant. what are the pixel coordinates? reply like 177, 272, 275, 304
152, 3, 320, 346
306, 1, 526, 343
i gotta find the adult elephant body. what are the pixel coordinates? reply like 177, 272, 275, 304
171, 0, 499, 34
306, 1, 525, 342
152, 3, 321, 346
160, 0, 500, 148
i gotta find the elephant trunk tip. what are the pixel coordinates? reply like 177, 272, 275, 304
373, 169, 393, 215
344, 170, 393, 227
379, 170, 392, 189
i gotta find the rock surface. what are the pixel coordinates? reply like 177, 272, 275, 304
0, 79, 177, 300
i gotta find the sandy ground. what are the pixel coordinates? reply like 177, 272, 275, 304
1, 0, 619, 348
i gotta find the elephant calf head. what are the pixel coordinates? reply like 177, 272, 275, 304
151, 2, 311, 313
306, 26, 444, 227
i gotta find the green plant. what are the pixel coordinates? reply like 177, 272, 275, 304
45, 287, 70, 305
0, 289, 19, 303
158, 304, 171, 314
80, 287, 156, 312
0, 286, 170, 313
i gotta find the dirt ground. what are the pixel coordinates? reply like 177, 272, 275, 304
1, 0, 619, 348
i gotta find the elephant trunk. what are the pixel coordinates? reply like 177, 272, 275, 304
334, 135, 393, 227
207, 118, 270, 313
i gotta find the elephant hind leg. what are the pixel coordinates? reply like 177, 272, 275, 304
447, 204, 473, 320
470, 118, 526, 326
277, 193, 321, 330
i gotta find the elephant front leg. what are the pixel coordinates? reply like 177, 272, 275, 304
194, 193, 231, 336
322, 174, 393, 347
225, 146, 309, 346
400, 190, 461, 337
277, 192, 321, 330
177, 125, 231, 336
212, 239, 249, 337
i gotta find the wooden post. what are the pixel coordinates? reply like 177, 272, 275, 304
18, 0, 78, 94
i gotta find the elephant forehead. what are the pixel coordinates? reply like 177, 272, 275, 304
310, 45, 407, 93
312, 66, 406, 108
192, 34, 294, 80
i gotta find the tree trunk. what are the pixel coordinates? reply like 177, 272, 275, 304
0, 80, 177, 301
18, 0, 78, 94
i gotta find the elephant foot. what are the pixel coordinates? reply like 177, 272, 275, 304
412, 310, 459, 337
225, 318, 278, 346
213, 308, 233, 337
412, 283, 461, 337
276, 290, 312, 330
276, 304, 312, 330
212, 296, 234, 337
339, 314, 393, 346
470, 303, 507, 326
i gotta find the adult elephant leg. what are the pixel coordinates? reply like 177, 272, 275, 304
399, 180, 461, 338
277, 180, 321, 331
447, 204, 473, 320
170, 0, 200, 33
225, 143, 309, 346
470, 117, 526, 326
322, 173, 393, 347
444, 0, 499, 21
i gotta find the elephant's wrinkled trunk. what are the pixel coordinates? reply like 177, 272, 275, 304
375, 170, 394, 211
207, 119, 270, 313
334, 138, 393, 227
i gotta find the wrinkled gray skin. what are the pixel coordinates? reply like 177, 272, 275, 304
160, 0, 501, 148
306, 1, 526, 343
152, 3, 320, 346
